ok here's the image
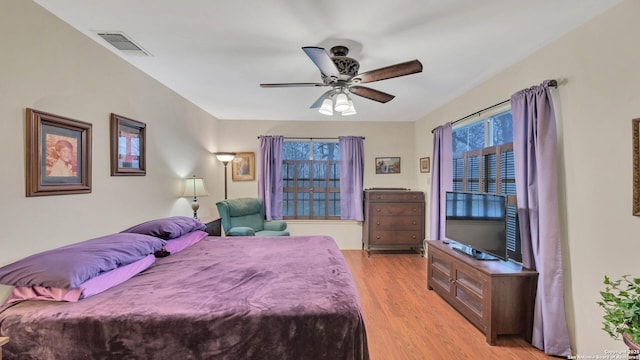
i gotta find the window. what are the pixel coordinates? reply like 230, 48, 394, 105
452, 108, 522, 263
282, 140, 340, 220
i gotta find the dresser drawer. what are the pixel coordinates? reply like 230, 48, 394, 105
370, 215, 422, 230
371, 203, 423, 216
367, 191, 424, 202
369, 230, 423, 245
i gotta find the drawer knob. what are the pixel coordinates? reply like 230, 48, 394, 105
412, 221, 416, 225
376, 221, 380, 225
376, 208, 381, 212
413, 208, 417, 212
376, 235, 381, 239
412, 235, 417, 239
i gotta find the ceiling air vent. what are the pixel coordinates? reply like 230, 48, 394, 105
96, 31, 150, 56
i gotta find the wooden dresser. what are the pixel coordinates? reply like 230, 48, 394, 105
362, 189, 425, 256
427, 240, 538, 345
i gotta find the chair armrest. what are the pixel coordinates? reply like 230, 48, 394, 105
227, 227, 256, 236
264, 220, 287, 231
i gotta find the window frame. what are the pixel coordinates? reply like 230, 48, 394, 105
451, 105, 522, 263
282, 139, 341, 220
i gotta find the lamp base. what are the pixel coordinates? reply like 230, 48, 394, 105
191, 200, 200, 220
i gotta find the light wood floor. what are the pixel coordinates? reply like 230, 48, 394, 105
341, 250, 556, 360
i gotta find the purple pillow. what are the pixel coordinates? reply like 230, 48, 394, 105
121, 216, 206, 240
164, 230, 208, 254
0, 233, 165, 289
1, 255, 156, 307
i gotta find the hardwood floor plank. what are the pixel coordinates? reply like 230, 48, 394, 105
342, 250, 555, 360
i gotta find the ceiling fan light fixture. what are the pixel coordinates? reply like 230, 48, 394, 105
319, 98, 334, 115
342, 100, 357, 116
334, 92, 350, 112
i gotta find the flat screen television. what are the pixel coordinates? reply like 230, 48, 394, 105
445, 191, 507, 261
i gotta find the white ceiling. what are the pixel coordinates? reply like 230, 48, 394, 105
35, 0, 620, 122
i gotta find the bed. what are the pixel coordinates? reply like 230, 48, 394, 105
0, 234, 369, 360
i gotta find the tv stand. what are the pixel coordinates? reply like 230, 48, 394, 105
427, 240, 538, 345
451, 244, 499, 261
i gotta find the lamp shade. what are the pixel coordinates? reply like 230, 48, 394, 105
318, 98, 333, 116
342, 99, 357, 116
182, 177, 209, 197
334, 92, 350, 112
214, 152, 236, 163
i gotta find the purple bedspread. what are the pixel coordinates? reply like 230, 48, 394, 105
0, 236, 369, 360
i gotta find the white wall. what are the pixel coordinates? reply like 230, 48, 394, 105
0, 0, 222, 267
416, 0, 640, 355
217, 119, 418, 248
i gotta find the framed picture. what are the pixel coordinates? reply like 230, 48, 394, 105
420, 157, 431, 173
232, 152, 255, 181
25, 108, 92, 197
110, 113, 146, 176
633, 118, 640, 216
375, 157, 401, 174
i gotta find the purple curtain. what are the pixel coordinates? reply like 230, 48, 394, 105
429, 123, 452, 241
258, 135, 284, 220
511, 81, 571, 356
339, 136, 364, 221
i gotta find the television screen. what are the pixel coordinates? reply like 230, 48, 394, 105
445, 191, 507, 261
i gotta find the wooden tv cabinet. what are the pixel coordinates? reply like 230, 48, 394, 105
426, 240, 538, 345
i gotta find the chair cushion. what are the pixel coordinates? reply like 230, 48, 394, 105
229, 213, 264, 232
255, 230, 291, 236
227, 198, 263, 217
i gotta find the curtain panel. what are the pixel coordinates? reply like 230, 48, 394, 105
511, 80, 571, 356
258, 135, 284, 220
339, 136, 364, 221
429, 123, 452, 241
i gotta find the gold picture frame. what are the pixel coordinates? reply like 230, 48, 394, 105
25, 108, 92, 196
110, 113, 146, 176
633, 118, 640, 216
232, 152, 255, 181
420, 157, 431, 173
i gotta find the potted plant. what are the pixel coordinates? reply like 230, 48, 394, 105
598, 275, 640, 352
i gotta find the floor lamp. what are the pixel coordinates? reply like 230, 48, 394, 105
182, 175, 208, 219
214, 152, 236, 199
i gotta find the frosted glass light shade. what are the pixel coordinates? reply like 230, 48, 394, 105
182, 177, 208, 197
334, 93, 350, 112
214, 152, 236, 163
342, 100, 356, 116
319, 98, 333, 115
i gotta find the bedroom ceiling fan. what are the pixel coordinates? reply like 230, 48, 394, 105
260, 46, 423, 116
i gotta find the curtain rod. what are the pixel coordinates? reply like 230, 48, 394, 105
257, 136, 365, 140
431, 79, 557, 133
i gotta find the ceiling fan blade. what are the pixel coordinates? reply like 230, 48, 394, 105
310, 90, 334, 109
260, 83, 326, 88
302, 46, 340, 79
349, 86, 395, 103
352, 60, 423, 84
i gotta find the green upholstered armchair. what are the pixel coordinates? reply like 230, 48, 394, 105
215, 198, 289, 236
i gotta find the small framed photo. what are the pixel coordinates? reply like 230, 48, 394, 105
25, 108, 92, 196
232, 152, 255, 181
420, 157, 431, 173
110, 113, 146, 176
375, 157, 401, 174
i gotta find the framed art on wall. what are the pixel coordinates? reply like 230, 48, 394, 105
110, 113, 146, 176
232, 152, 255, 181
420, 157, 431, 173
375, 157, 401, 174
25, 108, 92, 196
633, 118, 640, 216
